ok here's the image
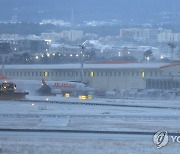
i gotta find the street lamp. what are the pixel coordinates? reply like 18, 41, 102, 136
168, 42, 176, 88
78, 44, 86, 83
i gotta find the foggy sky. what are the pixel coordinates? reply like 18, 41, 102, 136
0, 0, 179, 22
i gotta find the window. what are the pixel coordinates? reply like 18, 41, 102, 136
32, 72, 34, 76
101, 72, 103, 76
141, 71, 145, 78
119, 72, 121, 76
132, 71, 134, 76
114, 72, 116, 76
110, 72, 112, 76
76, 72, 78, 76
24, 72, 26, 76
136, 71, 139, 76
90, 71, 94, 77
97, 72, 99, 76
150, 71, 153, 77
155, 71, 157, 77
36, 72, 38, 76
44, 71, 48, 77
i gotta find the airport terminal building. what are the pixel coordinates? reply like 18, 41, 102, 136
2, 62, 180, 91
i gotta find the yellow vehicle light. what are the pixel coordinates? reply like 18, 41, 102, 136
79, 95, 87, 100
65, 93, 70, 98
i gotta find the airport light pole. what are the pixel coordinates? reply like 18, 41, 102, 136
79, 44, 85, 83
168, 42, 176, 88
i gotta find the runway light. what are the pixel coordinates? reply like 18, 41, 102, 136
46, 98, 49, 101
32, 103, 35, 106
65, 93, 70, 98
35, 56, 39, 60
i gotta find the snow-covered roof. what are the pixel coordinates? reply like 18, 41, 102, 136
3, 63, 178, 70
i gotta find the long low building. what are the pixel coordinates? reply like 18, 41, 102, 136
1, 62, 180, 91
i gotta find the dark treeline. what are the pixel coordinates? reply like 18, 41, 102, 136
0, 23, 63, 35
0, 22, 179, 36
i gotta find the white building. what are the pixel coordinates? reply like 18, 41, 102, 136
2, 63, 180, 91
157, 32, 180, 43
61, 30, 84, 41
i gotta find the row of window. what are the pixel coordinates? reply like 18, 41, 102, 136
5, 70, 163, 78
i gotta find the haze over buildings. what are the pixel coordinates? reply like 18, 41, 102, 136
0, 0, 179, 24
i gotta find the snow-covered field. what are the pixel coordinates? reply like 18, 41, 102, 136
0, 96, 180, 153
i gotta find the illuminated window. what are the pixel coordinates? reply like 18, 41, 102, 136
141, 71, 145, 78
90, 71, 94, 77
44, 71, 49, 77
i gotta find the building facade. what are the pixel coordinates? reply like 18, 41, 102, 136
2, 63, 180, 91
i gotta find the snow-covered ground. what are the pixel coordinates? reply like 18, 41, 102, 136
0, 132, 179, 154
0, 96, 180, 153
